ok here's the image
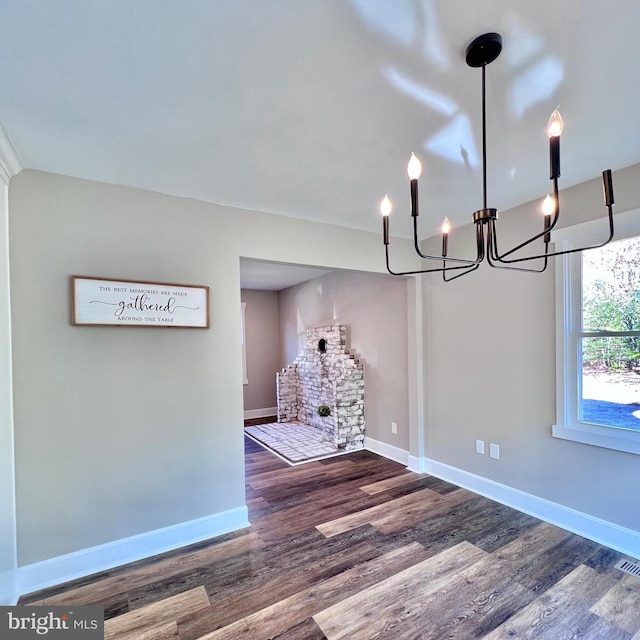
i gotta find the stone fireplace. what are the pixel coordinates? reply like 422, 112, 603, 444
277, 325, 365, 451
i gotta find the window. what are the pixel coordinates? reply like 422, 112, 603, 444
553, 208, 640, 454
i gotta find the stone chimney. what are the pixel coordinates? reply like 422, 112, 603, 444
276, 325, 365, 451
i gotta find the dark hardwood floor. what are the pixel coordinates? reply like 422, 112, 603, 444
244, 416, 277, 427
19, 436, 640, 639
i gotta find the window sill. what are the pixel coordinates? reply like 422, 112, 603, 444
552, 423, 640, 455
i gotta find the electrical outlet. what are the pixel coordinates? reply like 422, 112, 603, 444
475, 439, 485, 455
391, 422, 398, 434
490, 443, 500, 460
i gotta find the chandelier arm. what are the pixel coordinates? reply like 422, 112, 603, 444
443, 263, 481, 281
384, 207, 484, 275
476, 219, 487, 261
486, 221, 549, 272
420, 261, 485, 274
385, 244, 482, 276
386, 224, 487, 276
487, 254, 549, 272
442, 224, 486, 280
487, 228, 549, 273
412, 212, 483, 265
384, 245, 433, 276
491, 178, 560, 261
491, 203, 614, 264
491, 171, 614, 264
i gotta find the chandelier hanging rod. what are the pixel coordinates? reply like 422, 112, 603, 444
381, 32, 616, 281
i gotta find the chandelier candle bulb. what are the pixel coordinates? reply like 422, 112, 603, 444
547, 108, 564, 137
442, 217, 451, 256
541, 194, 555, 216
547, 108, 563, 180
407, 152, 422, 180
408, 153, 421, 217
542, 195, 554, 243
380, 195, 391, 245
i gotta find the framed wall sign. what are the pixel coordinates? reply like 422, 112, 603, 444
71, 276, 209, 328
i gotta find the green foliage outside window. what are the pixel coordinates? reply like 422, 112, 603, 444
582, 237, 640, 371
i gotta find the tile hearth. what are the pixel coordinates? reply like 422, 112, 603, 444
244, 421, 353, 464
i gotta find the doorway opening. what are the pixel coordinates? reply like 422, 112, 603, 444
239, 257, 412, 465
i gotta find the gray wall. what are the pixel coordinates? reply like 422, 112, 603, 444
9, 169, 410, 567
278, 270, 410, 451
241, 288, 279, 412
0, 177, 17, 604
423, 162, 640, 533
11, 160, 640, 579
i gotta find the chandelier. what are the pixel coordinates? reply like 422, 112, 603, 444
381, 32, 616, 281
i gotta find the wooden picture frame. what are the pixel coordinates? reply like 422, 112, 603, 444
71, 276, 209, 328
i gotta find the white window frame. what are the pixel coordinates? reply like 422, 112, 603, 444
552, 207, 640, 455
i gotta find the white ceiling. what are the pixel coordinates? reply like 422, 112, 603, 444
239, 259, 332, 291
1, 1, 639, 242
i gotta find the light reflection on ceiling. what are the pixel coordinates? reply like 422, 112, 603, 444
348, 0, 420, 50
425, 113, 478, 169
1, 1, 639, 242
351, 0, 563, 174
382, 66, 456, 117
510, 56, 564, 119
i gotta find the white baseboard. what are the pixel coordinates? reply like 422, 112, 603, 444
421, 457, 640, 560
365, 437, 409, 466
18, 506, 250, 596
244, 407, 277, 420
407, 455, 428, 473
